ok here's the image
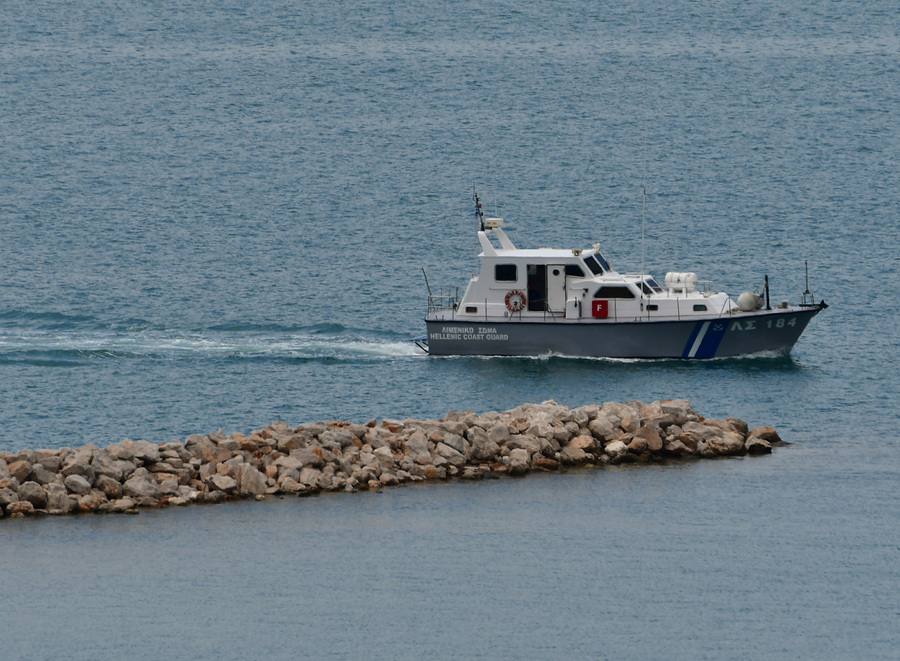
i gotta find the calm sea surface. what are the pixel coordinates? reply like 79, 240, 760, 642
1, 1, 898, 659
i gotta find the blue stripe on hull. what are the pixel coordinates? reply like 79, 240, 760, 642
681, 322, 705, 358
695, 320, 729, 358
681, 320, 729, 358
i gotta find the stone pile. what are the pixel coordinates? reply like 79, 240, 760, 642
0, 399, 783, 518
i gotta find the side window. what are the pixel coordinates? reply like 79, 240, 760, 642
495, 264, 517, 282
693, 304, 708, 311
593, 286, 635, 299
565, 264, 585, 277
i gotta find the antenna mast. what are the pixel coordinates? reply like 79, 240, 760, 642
473, 187, 485, 232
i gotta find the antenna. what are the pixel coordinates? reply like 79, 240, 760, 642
422, 267, 433, 298
473, 187, 485, 232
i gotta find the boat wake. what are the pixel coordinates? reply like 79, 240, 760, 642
0, 326, 422, 365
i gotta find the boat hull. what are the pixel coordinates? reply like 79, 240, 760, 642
424, 306, 823, 358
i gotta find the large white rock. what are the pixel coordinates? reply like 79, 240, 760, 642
506, 434, 542, 455
434, 442, 466, 467
466, 427, 501, 461
123, 475, 163, 500
604, 440, 629, 459
298, 467, 324, 486
129, 440, 161, 464
486, 424, 510, 445
588, 416, 617, 442
558, 446, 585, 465
441, 433, 466, 455
291, 447, 324, 468
565, 434, 597, 453
373, 446, 396, 469
238, 465, 268, 496
18, 481, 49, 509
64, 474, 92, 496
206, 474, 237, 494
508, 448, 531, 474
91, 452, 134, 482
681, 421, 724, 441
401, 431, 430, 457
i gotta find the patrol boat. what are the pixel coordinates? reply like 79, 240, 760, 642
419, 194, 827, 358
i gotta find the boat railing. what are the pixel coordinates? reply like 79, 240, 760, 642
427, 288, 461, 313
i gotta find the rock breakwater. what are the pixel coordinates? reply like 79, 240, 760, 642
0, 399, 783, 519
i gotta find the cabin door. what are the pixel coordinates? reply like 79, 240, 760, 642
546, 265, 567, 313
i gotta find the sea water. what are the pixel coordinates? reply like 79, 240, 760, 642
1, 1, 898, 659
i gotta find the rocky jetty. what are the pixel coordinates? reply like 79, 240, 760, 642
0, 399, 783, 519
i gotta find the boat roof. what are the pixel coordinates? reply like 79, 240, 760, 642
481, 247, 586, 259
478, 227, 599, 260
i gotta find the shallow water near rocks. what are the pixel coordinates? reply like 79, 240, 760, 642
1, 0, 899, 658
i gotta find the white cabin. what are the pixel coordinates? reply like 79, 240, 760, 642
430, 227, 738, 323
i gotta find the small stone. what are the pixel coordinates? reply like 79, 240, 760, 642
749, 425, 784, 445
627, 437, 648, 454
7, 500, 35, 516
531, 456, 560, 471
603, 440, 629, 460
79, 490, 109, 511
745, 436, 772, 455
112, 496, 137, 512
0, 487, 19, 510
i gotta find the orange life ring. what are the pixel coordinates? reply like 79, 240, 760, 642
505, 289, 526, 312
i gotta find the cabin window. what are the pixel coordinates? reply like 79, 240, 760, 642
465, 306, 478, 314
593, 252, 611, 272
495, 264, 517, 282
646, 278, 664, 293
593, 285, 635, 299
640, 282, 654, 295
693, 304, 708, 311
647, 304, 658, 311
565, 264, 585, 277
583, 257, 603, 276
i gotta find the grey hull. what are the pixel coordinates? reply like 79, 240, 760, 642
425, 306, 823, 358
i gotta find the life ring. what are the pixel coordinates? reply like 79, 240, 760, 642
505, 289, 526, 312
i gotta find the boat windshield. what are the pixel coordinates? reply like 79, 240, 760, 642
583, 252, 610, 275
642, 278, 663, 294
